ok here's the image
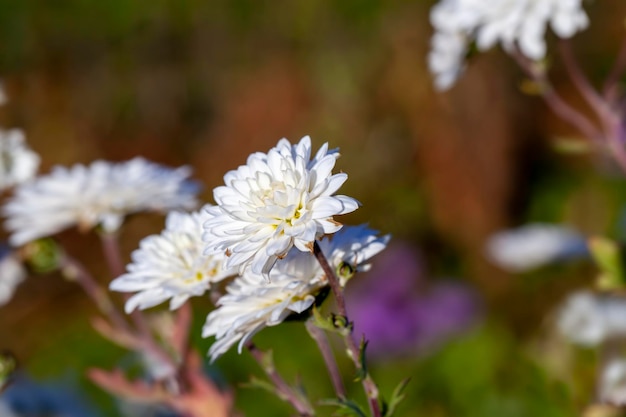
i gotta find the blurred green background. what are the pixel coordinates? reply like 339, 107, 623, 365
2, 1, 626, 416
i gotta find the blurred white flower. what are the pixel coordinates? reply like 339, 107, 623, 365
0, 402, 17, 417
203, 225, 389, 361
0, 129, 39, 190
429, 31, 469, 91
557, 291, 626, 347
428, 0, 589, 90
3, 157, 200, 246
0, 250, 26, 306
203, 136, 359, 279
110, 205, 236, 312
485, 223, 587, 272
600, 359, 626, 406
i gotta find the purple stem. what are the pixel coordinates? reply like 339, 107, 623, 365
247, 343, 315, 416
512, 50, 604, 145
558, 39, 626, 174
97, 233, 180, 384
313, 241, 381, 417
603, 34, 626, 99
59, 253, 131, 333
305, 319, 347, 399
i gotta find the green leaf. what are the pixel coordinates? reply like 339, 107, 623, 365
354, 336, 368, 382
241, 375, 279, 396
336, 261, 356, 285
312, 306, 352, 336
588, 237, 625, 290
320, 398, 367, 417
551, 137, 592, 155
383, 378, 411, 417
24, 238, 61, 273
0, 352, 16, 392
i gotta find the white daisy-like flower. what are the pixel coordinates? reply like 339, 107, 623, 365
0, 249, 27, 306
428, 0, 589, 90
203, 135, 360, 279
600, 359, 626, 406
110, 205, 237, 312
203, 225, 389, 361
3, 157, 200, 246
485, 223, 587, 272
556, 291, 626, 347
0, 129, 40, 191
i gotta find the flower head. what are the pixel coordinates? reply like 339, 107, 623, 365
203, 136, 359, 278
428, 0, 589, 90
202, 225, 389, 361
556, 291, 626, 347
110, 205, 237, 313
600, 359, 626, 406
3, 157, 200, 246
485, 223, 587, 272
0, 129, 39, 191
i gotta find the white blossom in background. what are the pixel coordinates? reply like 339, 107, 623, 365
3, 157, 200, 246
557, 291, 626, 347
428, 0, 589, 90
203, 225, 390, 361
203, 136, 359, 279
0, 403, 17, 417
600, 359, 626, 406
485, 223, 587, 272
0, 129, 39, 191
429, 31, 469, 91
110, 205, 236, 312
0, 250, 26, 306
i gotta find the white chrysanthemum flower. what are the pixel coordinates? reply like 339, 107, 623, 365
0, 250, 26, 306
428, 0, 589, 90
485, 223, 587, 272
0, 129, 39, 190
110, 205, 236, 312
600, 359, 626, 406
557, 291, 626, 347
3, 157, 200, 246
203, 225, 389, 361
203, 135, 360, 278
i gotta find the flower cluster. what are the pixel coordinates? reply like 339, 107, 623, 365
110, 136, 389, 361
203, 136, 360, 278
3, 157, 200, 246
428, 0, 589, 90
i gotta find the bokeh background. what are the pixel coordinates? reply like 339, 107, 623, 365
2, 1, 626, 416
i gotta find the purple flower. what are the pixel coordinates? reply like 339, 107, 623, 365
347, 243, 481, 359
